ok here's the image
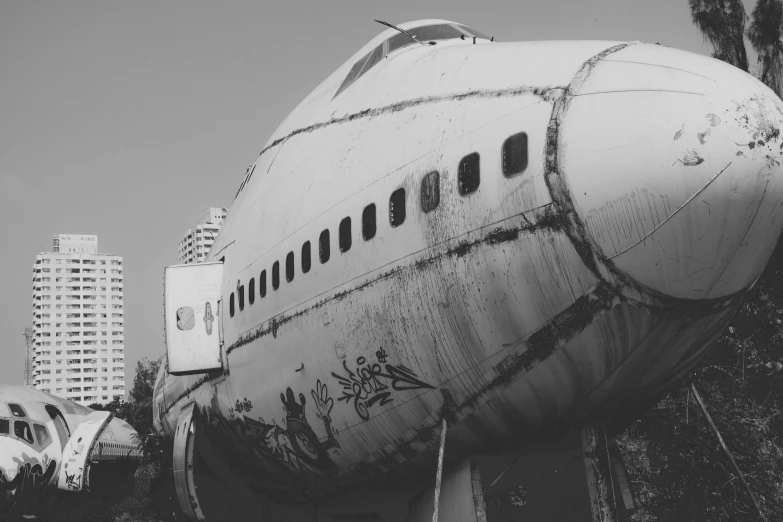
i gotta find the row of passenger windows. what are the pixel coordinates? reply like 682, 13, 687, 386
228, 131, 528, 317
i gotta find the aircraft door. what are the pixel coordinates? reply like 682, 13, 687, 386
44, 404, 70, 450
57, 411, 113, 492
164, 261, 224, 375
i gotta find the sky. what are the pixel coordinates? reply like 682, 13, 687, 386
0, 0, 761, 386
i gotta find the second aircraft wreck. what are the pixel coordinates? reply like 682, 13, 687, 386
0, 385, 142, 521
152, 19, 783, 521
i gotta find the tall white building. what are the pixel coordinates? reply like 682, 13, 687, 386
31, 234, 125, 405
178, 207, 227, 264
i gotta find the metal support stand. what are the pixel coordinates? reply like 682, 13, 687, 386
608, 440, 636, 512
432, 417, 448, 522
581, 424, 618, 522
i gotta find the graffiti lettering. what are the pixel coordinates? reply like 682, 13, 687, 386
0, 455, 57, 514
332, 349, 434, 420
64, 469, 81, 490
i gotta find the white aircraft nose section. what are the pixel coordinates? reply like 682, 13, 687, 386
562, 44, 783, 300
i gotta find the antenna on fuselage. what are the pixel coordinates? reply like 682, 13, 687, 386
374, 20, 435, 46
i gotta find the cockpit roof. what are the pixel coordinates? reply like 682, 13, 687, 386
334, 21, 492, 98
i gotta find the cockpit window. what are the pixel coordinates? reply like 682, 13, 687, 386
0, 418, 9, 435
334, 23, 489, 98
8, 404, 27, 418
14, 420, 34, 444
34, 424, 52, 450
362, 45, 384, 78
335, 52, 371, 98
387, 24, 466, 54
457, 25, 493, 40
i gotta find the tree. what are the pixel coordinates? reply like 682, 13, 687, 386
688, 0, 750, 72
89, 356, 163, 454
747, 0, 783, 96
689, 0, 783, 97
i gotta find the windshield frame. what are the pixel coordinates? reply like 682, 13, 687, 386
333, 22, 493, 99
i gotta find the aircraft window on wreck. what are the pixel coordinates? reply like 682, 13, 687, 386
238, 284, 245, 311
362, 203, 376, 241
229, 293, 235, 317
421, 171, 440, 213
302, 241, 312, 274
8, 404, 26, 418
334, 43, 383, 98
458, 152, 480, 195
457, 25, 493, 40
34, 424, 52, 450
0, 418, 9, 435
286, 252, 295, 283
361, 45, 383, 77
13, 420, 34, 444
388, 24, 466, 54
248, 278, 255, 305
390, 188, 406, 227
260, 270, 267, 297
339, 217, 352, 253
502, 132, 528, 177
272, 261, 280, 290
320, 230, 331, 263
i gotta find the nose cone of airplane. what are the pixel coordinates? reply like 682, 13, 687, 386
561, 43, 783, 300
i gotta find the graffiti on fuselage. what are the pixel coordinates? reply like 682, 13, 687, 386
235, 398, 253, 413
332, 348, 435, 421
310, 379, 339, 450
64, 469, 82, 490
0, 454, 57, 515
197, 383, 339, 495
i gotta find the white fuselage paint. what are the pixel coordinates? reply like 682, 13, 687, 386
154, 19, 783, 501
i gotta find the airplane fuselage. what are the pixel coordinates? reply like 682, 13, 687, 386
154, 19, 783, 508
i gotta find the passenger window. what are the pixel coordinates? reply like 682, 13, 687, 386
458, 152, 480, 195
0, 418, 9, 434
238, 285, 245, 311
8, 404, 26, 418
320, 230, 331, 263
229, 293, 235, 317
249, 278, 255, 305
260, 270, 267, 297
14, 420, 34, 444
339, 218, 352, 253
272, 261, 280, 290
34, 424, 52, 449
286, 252, 295, 282
421, 171, 440, 213
302, 242, 311, 273
502, 132, 528, 177
362, 204, 376, 240
390, 188, 406, 227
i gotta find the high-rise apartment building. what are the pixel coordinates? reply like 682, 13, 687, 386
178, 207, 227, 264
30, 234, 125, 405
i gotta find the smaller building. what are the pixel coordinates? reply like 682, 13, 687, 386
178, 208, 227, 264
